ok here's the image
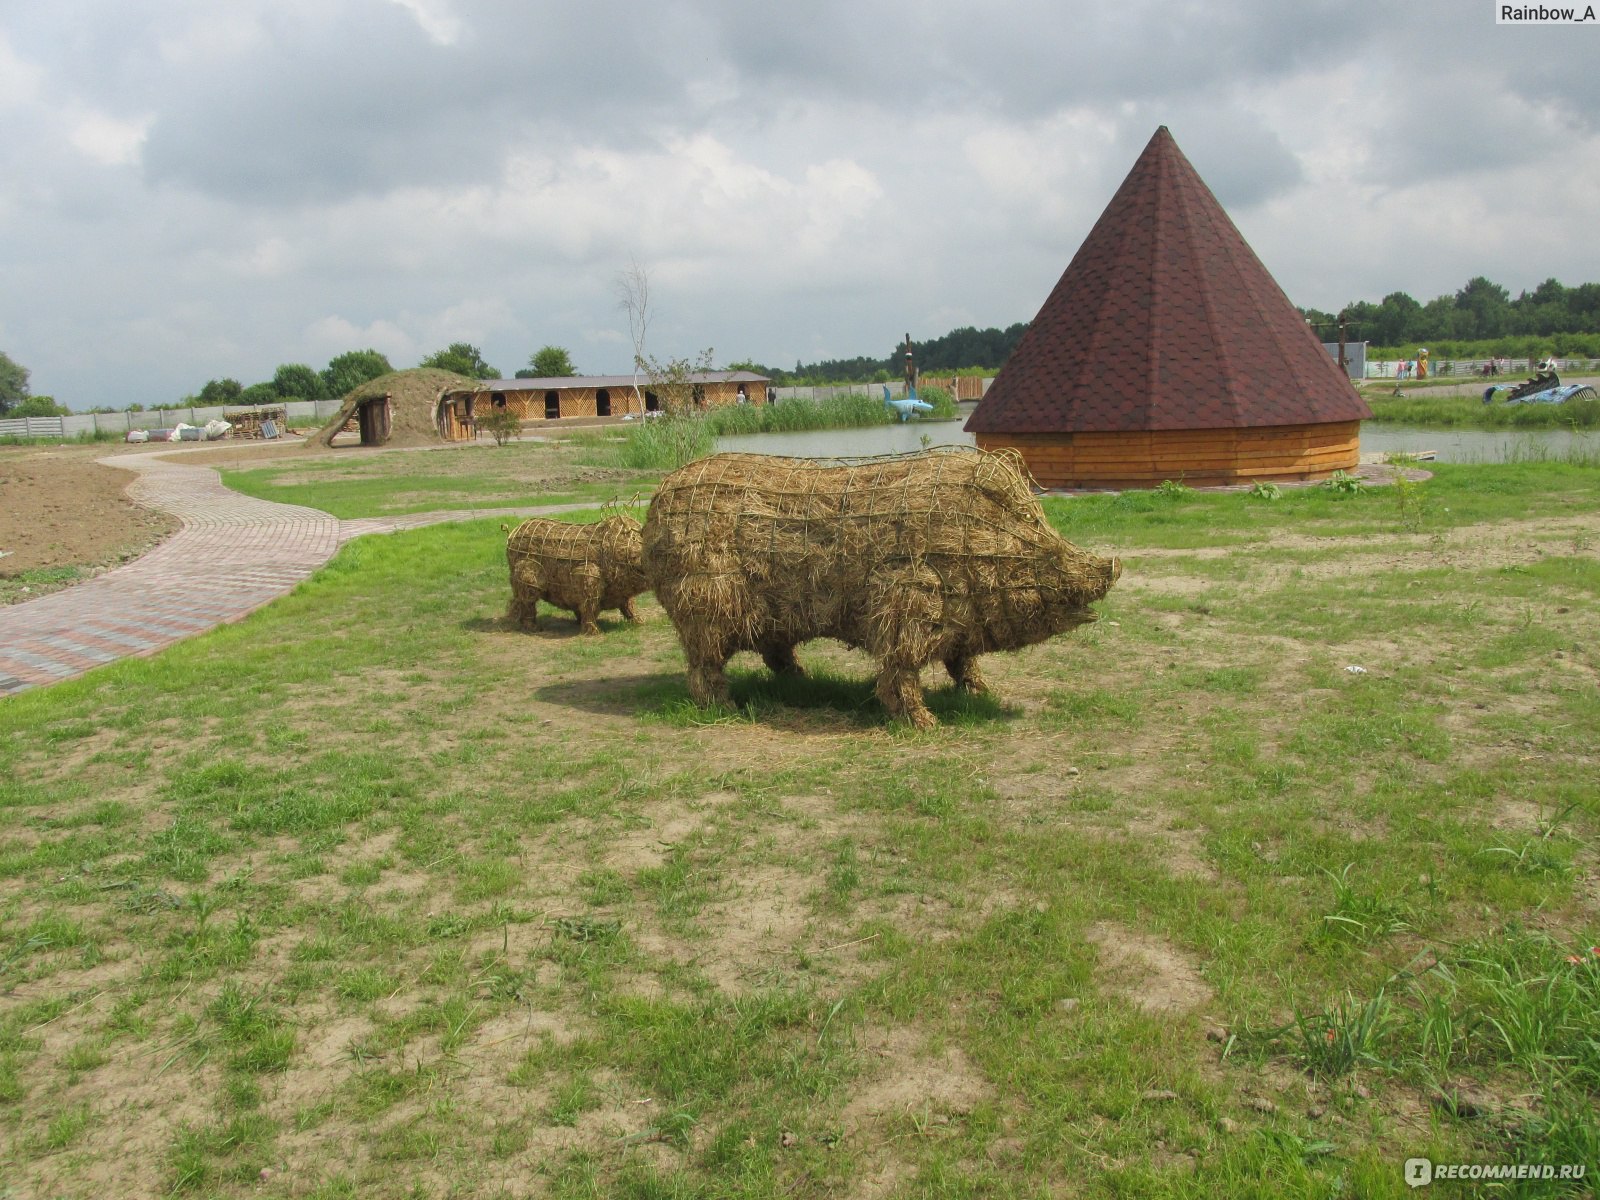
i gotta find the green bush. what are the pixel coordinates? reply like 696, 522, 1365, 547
918, 385, 958, 418
479, 406, 521, 447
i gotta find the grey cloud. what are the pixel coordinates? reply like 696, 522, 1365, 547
4, 0, 1600, 410
1155, 113, 1304, 208
703, 0, 1375, 119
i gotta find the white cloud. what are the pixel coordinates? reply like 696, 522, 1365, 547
156, 10, 266, 66
303, 315, 417, 364
0, 33, 44, 108
385, 0, 463, 46
68, 110, 152, 167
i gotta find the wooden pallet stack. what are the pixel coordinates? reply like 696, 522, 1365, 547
224, 406, 288, 439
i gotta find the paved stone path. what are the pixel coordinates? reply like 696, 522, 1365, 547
0, 453, 591, 698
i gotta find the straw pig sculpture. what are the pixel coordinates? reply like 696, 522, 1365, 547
506, 515, 647, 635
642, 447, 1121, 728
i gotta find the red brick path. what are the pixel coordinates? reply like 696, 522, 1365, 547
0, 453, 591, 697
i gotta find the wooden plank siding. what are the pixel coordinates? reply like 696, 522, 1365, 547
977, 422, 1361, 488
919, 375, 989, 401
442, 380, 765, 429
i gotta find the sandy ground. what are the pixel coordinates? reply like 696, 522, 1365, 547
0, 445, 178, 588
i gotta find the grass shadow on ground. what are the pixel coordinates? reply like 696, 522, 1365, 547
462, 612, 639, 638
601, 661, 1020, 732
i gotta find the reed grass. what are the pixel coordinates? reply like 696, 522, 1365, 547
1363, 393, 1599, 430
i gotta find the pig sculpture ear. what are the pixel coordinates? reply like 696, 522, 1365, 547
1111, 557, 1123, 582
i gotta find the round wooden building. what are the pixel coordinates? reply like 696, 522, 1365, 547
966, 127, 1370, 489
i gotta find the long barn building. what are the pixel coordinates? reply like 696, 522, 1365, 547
438, 372, 769, 439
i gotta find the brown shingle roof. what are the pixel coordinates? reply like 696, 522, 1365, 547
966, 127, 1370, 435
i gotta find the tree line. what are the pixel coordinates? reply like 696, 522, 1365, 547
733, 323, 1031, 386
165, 343, 585, 412
1301, 276, 1600, 354
10, 276, 1596, 419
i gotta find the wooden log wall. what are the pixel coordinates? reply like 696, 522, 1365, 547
442, 381, 767, 425
977, 421, 1361, 489
919, 375, 987, 401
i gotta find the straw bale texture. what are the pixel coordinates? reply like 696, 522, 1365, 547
313, 368, 477, 449
642, 446, 1121, 728
506, 515, 647, 635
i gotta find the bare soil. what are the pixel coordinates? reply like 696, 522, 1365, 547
0, 445, 177, 590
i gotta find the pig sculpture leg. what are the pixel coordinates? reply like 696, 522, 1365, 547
684, 634, 734, 706
508, 568, 542, 631
865, 564, 944, 729
571, 564, 604, 635
875, 665, 936, 730
943, 654, 988, 694
759, 640, 805, 677
619, 597, 639, 622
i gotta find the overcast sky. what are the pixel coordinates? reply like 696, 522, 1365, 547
2, 1, 1596, 409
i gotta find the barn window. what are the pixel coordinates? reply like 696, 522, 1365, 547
544, 391, 560, 419
595, 389, 611, 417
492, 392, 507, 408
692, 384, 706, 407
645, 391, 660, 412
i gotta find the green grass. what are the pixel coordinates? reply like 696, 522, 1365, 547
0, 462, 1596, 1196
218, 438, 658, 519
1042, 459, 1600, 548
1, 565, 88, 605
1363, 390, 1600, 429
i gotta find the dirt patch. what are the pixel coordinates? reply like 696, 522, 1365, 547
1087, 921, 1213, 1014
603, 795, 733, 874
146, 437, 321, 469
630, 864, 821, 993
0, 445, 176, 589
838, 1025, 991, 1196
1121, 814, 1221, 882
1490, 797, 1548, 833
843, 1026, 990, 1127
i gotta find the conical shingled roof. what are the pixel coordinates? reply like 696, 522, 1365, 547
966, 127, 1370, 435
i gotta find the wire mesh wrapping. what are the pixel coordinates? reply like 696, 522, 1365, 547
505, 514, 648, 634
642, 445, 1121, 727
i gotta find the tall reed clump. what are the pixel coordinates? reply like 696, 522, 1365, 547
705, 386, 959, 437
623, 386, 965, 468
705, 392, 891, 436
620, 414, 714, 470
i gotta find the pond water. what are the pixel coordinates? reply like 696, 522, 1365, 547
715, 404, 1595, 465
715, 418, 974, 459
1355, 424, 1595, 464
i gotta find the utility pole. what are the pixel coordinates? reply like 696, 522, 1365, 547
1337, 310, 1349, 374
903, 333, 917, 395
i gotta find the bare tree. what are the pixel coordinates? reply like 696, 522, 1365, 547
615, 256, 652, 416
